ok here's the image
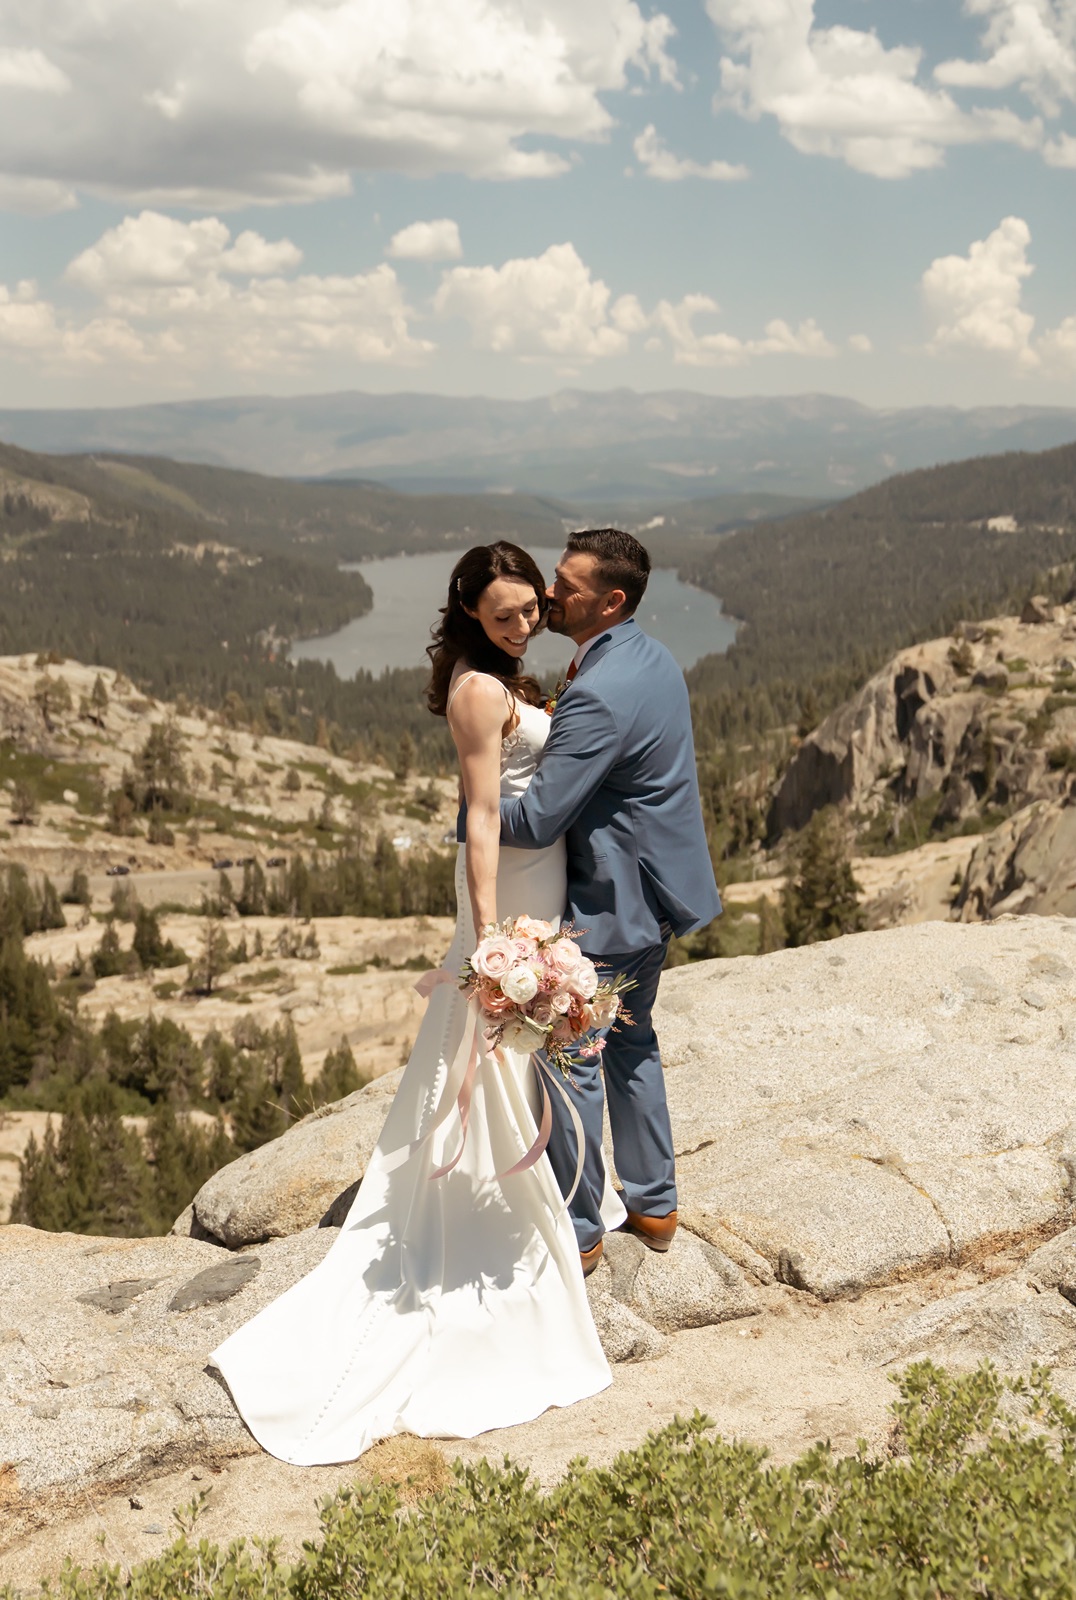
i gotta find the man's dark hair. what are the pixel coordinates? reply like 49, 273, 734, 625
565, 527, 651, 617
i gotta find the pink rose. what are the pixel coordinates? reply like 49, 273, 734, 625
546, 938, 584, 979
514, 916, 556, 942
511, 935, 539, 963
567, 960, 599, 1001
471, 934, 516, 981
530, 999, 556, 1027
480, 987, 515, 1016
550, 989, 572, 1014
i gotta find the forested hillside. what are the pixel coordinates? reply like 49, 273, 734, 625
6, 435, 1076, 781
0, 442, 567, 767
685, 440, 1076, 743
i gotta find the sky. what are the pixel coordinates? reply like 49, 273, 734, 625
0, 0, 1074, 412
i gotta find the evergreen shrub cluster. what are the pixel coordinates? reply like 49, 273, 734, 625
9, 1363, 1076, 1599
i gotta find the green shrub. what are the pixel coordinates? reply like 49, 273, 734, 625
11, 1363, 1076, 1599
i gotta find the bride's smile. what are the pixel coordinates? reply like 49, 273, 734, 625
465, 576, 541, 658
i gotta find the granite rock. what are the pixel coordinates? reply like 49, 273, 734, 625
179, 1071, 404, 1247
656, 918, 1076, 1298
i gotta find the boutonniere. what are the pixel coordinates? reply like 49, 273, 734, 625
545, 678, 566, 715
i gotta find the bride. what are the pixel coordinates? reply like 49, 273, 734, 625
210, 540, 617, 1466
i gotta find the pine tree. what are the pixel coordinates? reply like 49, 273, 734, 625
89, 672, 110, 722
10, 1122, 67, 1230
781, 808, 864, 947
92, 921, 127, 979
311, 1038, 366, 1108
395, 730, 415, 781
145, 1101, 234, 1231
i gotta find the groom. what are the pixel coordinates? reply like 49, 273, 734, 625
500, 528, 721, 1273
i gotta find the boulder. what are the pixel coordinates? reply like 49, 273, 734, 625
1022, 595, 1054, 625
863, 1220, 1076, 1377
177, 1070, 405, 1246
180, 918, 1076, 1304
598, 1230, 760, 1333
865, 1274, 1076, 1375
0, 1225, 334, 1529
655, 918, 1076, 1298
956, 798, 1076, 921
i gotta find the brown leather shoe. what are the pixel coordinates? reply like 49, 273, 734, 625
579, 1239, 604, 1277
625, 1209, 677, 1252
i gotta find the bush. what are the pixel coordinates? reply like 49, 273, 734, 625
11, 1363, 1076, 1599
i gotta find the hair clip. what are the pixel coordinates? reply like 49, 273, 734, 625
456, 578, 462, 592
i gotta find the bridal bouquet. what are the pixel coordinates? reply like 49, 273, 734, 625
462, 917, 631, 1074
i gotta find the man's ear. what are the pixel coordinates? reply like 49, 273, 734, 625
602, 588, 628, 620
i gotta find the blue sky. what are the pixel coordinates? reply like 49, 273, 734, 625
0, 0, 1073, 409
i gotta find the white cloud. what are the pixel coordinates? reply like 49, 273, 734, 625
0, 281, 61, 350
387, 219, 463, 261
651, 292, 836, 366
1045, 130, 1076, 164
632, 124, 748, 181
0, 46, 69, 93
0, 213, 432, 379
0, 0, 676, 210
921, 216, 1076, 374
922, 216, 1038, 365
848, 333, 873, 353
706, 0, 1044, 177
67, 213, 303, 292
935, 0, 1076, 117
1039, 315, 1076, 370
434, 243, 635, 361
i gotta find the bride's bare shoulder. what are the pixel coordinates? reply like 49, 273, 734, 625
447, 670, 513, 725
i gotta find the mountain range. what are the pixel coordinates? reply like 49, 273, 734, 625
2, 390, 1075, 503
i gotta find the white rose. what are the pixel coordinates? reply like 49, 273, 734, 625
501, 1015, 550, 1055
501, 964, 539, 1004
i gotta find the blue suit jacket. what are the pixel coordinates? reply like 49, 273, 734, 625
496, 618, 721, 954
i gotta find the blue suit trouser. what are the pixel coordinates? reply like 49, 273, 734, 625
543, 930, 676, 1251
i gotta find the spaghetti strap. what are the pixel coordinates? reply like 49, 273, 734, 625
447, 671, 514, 714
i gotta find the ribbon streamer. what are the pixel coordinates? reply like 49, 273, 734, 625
402, 968, 587, 1210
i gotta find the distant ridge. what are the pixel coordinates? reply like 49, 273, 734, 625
2, 389, 1075, 503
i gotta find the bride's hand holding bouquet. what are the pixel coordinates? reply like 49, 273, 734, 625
462, 917, 632, 1073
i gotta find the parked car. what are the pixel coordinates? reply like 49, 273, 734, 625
266, 855, 286, 868
236, 856, 256, 867
211, 858, 234, 870
105, 864, 130, 877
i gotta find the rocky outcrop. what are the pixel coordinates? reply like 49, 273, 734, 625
172, 1070, 407, 1246
656, 917, 1076, 1298
186, 916, 1076, 1303
955, 797, 1076, 920
866, 1227, 1076, 1378
770, 605, 1076, 837
9, 915, 1076, 1543
0, 1219, 751, 1536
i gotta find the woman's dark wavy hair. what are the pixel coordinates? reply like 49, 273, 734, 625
426, 541, 549, 717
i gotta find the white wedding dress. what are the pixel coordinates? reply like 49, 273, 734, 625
211, 689, 618, 1465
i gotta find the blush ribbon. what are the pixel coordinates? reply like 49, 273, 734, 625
392, 970, 585, 1207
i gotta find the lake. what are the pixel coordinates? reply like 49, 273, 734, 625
291, 547, 737, 677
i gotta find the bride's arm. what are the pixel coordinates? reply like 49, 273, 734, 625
448, 676, 510, 932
